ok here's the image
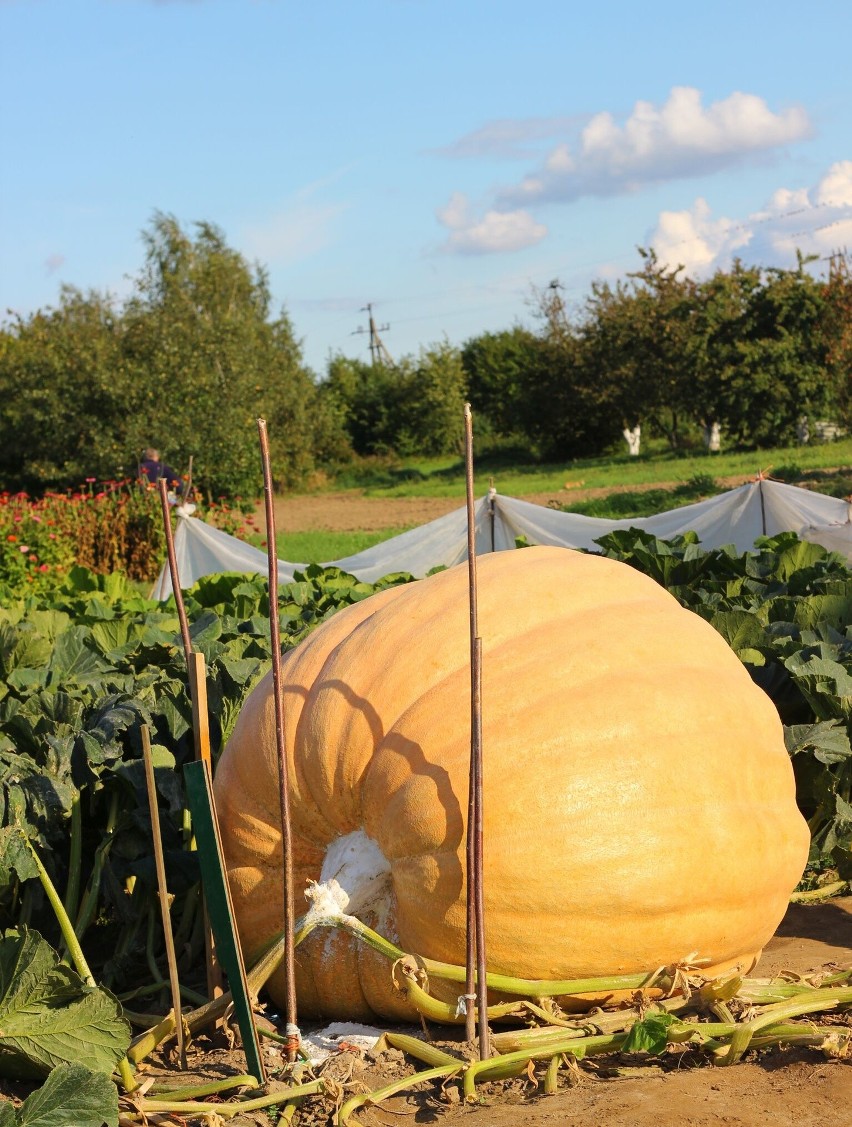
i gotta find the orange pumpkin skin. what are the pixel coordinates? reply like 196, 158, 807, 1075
214, 545, 810, 1021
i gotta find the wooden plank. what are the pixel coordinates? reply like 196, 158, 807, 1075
187, 651, 223, 1003
184, 759, 267, 1084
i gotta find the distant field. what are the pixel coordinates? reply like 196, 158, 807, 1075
271, 438, 852, 563
331, 435, 852, 499
274, 527, 412, 563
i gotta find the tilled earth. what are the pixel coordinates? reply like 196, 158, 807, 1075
263, 474, 761, 533
126, 898, 852, 1127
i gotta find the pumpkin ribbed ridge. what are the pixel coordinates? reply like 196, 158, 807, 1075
214, 545, 810, 1020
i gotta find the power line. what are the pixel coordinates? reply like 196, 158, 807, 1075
352, 302, 394, 366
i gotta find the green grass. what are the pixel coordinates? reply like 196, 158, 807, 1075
563, 473, 725, 519
326, 436, 852, 500
273, 527, 413, 564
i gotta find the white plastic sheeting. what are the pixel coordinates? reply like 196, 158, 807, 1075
152, 479, 852, 600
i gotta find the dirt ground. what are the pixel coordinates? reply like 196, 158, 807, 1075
266, 475, 759, 534
122, 897, 852, 1127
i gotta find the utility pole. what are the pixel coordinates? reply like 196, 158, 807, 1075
353, 303, 394, 366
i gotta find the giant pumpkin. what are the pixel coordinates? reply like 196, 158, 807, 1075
214, 545, 809, 1021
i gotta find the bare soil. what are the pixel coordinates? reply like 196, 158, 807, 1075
123, 898, 852, 1126
267, 475, 759, 534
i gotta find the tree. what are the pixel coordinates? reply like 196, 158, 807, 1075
395, 342, 467, 456
577, 250, 701, 451
693, 255, 837, 447
0, 287, 130, 489
461, 327, 540, 440
321, 355, 399, 456
322, 342, 466, 458
0, 214, 344, 497
820, 252, 852, 431
121, 212, 343, 496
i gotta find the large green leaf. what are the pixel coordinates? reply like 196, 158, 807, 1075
709, 610, 768, 662
45, 629, 112, 686
0, 827, 39, 890
0, 625, 52, 680
785, 721, 852, 765
784, 651, 852, 721
0, 929, 130, 1079
0, 1062, 118, 1127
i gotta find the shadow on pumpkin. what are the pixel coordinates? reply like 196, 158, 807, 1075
302, 676, 465, 926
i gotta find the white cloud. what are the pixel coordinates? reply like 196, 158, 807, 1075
437, 191, 470, 230
813, 159, 852, 207
436, 193, 546, 254
651, 161, 852, 275
241, 200, 347, 265
499, 86, 812, 205
650, 198, 752, 274
437, 115, 589, 160
44, 253, 65, 275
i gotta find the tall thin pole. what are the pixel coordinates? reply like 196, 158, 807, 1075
157, 480, 192, 664
142, 724, 186, 1070
463, 403, 489, 1059
157, 479, 221, 1004
256, 418, 299, 1062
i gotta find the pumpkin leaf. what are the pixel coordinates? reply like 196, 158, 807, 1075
0, 930, 130, 1080
0, 1062, 119, 1127
621, 1011, 680, 1055
785, 722, 852, 765
0, 827, 39, 888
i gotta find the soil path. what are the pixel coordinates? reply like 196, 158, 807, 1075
267, 475, 758, 533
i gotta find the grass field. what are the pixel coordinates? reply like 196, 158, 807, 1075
332, 434, 852, 499
275, 527, 413, 563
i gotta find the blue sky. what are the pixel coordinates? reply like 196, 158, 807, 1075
2, 0, 851, 375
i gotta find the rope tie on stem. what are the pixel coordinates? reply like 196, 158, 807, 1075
285, 1022, 301, 1057
455, 993, 477, 1018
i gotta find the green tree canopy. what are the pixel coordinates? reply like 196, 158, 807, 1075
0, 213, 346, 497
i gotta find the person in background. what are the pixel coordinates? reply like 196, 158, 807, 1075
138, 447, 182, 490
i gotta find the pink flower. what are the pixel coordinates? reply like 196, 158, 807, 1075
85, 477, 96, 483
38, 563, 49, 572
19, 545, 30, 553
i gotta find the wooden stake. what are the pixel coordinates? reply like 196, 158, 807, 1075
256, 418, 299, 1062
157, 480, 192, 664
156, 480, 222, 1004
142, 724, 187, 1070
463, 403, 489, 1059
188, 653, 212, 768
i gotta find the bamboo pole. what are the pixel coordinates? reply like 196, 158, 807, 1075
256, 418, 299, 1062
156, 480, 222, 1003
463, 403, 489, 1059
142, 724, 186, 1069
157, 479, 192, 664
